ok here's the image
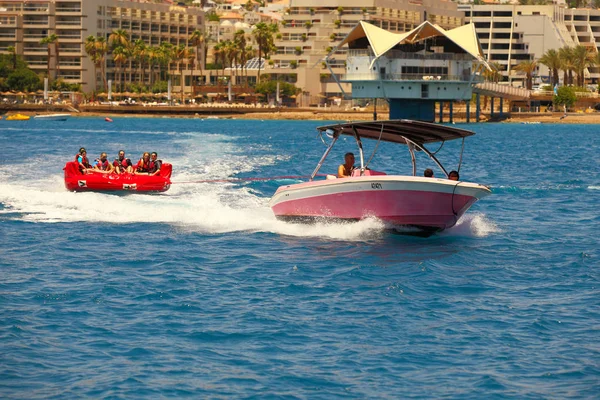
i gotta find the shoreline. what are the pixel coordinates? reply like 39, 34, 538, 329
3, 106, 600, 123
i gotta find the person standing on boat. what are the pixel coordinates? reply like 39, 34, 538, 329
135, 152, 151, 175
337, 152, 355, 178
148, 152, 162, 176
113, 150, 133, 174
94, 152, 115, 174
448, 170, 460, 181
76, 148, 92, 173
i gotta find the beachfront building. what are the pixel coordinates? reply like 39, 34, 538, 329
0, 0, 204, 93
267, 0, 464, 105
339, 20, 489, 121
459, 3, 600, 86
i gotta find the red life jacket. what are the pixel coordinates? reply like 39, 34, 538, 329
113, 157, 131, 172
76, 154, 91, 169
96, 159, 110, 171
148, 159, 162, 174
136, 159, 150, 172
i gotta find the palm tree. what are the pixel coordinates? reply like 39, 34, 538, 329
571, 45, 595, 87
147, 46, 160, 86
109, 29, 130, 49
513, 59, 537, 90
85, 36, 100, 92
222, 40, 238, 86
112, 46, 128, 93
173, 44, 191, 100
40, 33, 59, 81
243, 45, 256, 86
233, 30, 246, 86
96, 37, 108, 92
539, 48, 561, 86
158, 42, 174, 83
559, 46, 575, 86
132, 39, 148, 89
213, 41, 224, 83
483, 62, 503, 83
189, 29, 205, 88
186, 48, 196, 98
253, 22, 278, 83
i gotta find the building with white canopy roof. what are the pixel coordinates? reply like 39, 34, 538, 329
330, 20, 490, 121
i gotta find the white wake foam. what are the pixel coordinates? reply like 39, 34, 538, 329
443, 212, 500, 238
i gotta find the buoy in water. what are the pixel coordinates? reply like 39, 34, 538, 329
105, 117, 113, 122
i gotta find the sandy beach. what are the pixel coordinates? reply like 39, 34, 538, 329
5, 103, 600, 123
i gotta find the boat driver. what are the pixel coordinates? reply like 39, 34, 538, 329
113, 150, 133, 174
337, 152, 355, 178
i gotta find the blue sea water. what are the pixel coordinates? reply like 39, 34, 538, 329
0, 117, 598, 399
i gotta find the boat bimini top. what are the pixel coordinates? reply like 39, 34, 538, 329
311, 119, 476, 180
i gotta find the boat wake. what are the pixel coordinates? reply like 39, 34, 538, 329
0, 176, 495, 240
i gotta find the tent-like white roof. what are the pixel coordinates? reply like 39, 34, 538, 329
337, 21, 411, 58
335, 20, 490, 69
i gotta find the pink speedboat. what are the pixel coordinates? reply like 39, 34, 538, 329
269, 120, 491, 236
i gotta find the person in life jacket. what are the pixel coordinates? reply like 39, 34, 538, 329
148, 152, 162, 176
93, 152, 115, 174
113, 150, 133, 174
135, 152, 151, 175
75, 147, 92, 173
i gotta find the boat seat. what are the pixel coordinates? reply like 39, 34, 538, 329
351, 169, 386, 177
326, 174, 337, 180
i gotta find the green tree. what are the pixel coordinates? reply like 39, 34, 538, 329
6, 45, 17, 70
254, 78, 299, 97
132, 39, 149, 90
253, 22, 278, 83
571, 45, 595, 87
539, 48, 560, 86
40, 33, 59, 81
559, 46, 575, 85
189, 29, 206, 89
6, 68, 42, 92
513, 59, 537, 89
554, 85, 576, 109
112, 46, 129, 93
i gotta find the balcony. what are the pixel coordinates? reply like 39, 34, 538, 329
22, 6, 49, 13
55, 7, 81, 14
23, 46, 47, 53
56, 19, 82, 27
23, 19, 50, 27
23, 33, 48, 40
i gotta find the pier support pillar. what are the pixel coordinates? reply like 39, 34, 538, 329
466, 101, 471, 123
439, 101, 444, 123
491, 97, 495, 118
500, 97, 504, 117
476, 93, 481, 122
449, 102, 454, 124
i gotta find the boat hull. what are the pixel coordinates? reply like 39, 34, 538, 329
63, 161, 172, 192
269, 176, 491, 233
34, 114, 70, 121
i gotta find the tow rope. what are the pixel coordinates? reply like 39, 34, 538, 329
171, 174, 328, 185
